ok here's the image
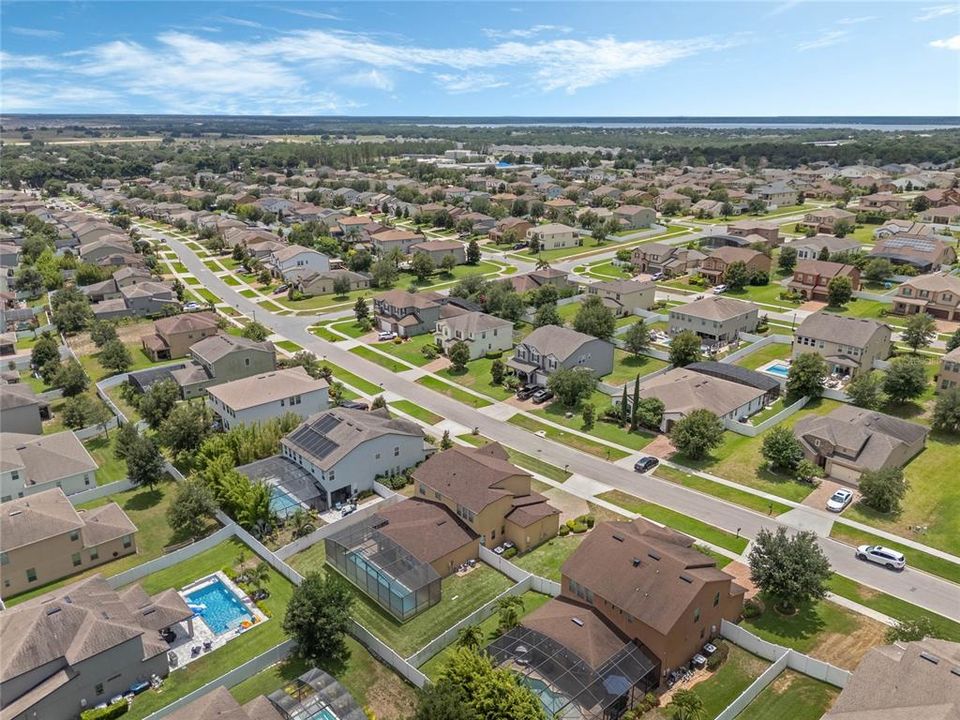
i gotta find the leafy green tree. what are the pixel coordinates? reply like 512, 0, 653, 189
140, 379, 181, 429
62, 394, 97, 429
448, 340, 471, 372
242, 321, 270, 342
547, 367, 597, 407
902, 312, 937, 353
491, 359, 505, 385
669, 330, 702, 367
167, 479, 218, 538
14, 265, 44, 297
946, 328, 960, 353
39, 356, 63, 385
864, 258, 895, 283
55, 359, 88, 396
438, 648, 546, 720
833, 219, 853, 238
52, 298, 92, 334
723, 260, 750, 291
581, 402, 596, 430
786, 352, 827, 403
439, 254, 458, 275
371, 257, 399, 288
748, 526, 831, 614
90, 320, 119, 348
795, 459, 823, 483
573, 295, 615, 340
761, 425, 804, 472
332, 274, 352, 297
883, 355, 928, 404
668, 689, 706, 720
455, 624, 485, 651
31, 332, 60, 371
114, 422, 140, 460
533, 302, 561, 328
630, 375, 641, 431
411, 251, 435, 281
669, 409, 724, 460
932, 387, 960, 434
466, 238, 481, 265
413, 679, 478, 720
846, 370, 888, 410
126, 435, 166, 490
777, 246, 797, 274
98, 339, 132, 374
284, 572, 353, 667
353, 297, 369, 322
159, 402, 212, 458
622, 320, 650, 356
497, 594, 524, 633
827, 275, 853, 307
633, 397, 665, 429
885, 616, 942, 644
371, 394, 387, 410
859, 467, 908, 514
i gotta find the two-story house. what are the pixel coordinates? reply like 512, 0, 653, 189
754, 181, 796, 208
206, 366, 329, 431
668, 296, 760, 345
0, 385, 50, 435
787, 259, 861, 302
370, 228, 424, 255
792, 313, 892, 377
797, 207, 857, 234
613, 205, 656, 230
526, 223, 579, 250
373, 290, 468, 337
859, 193, 912, 215
435, 311, 513, 360
141, 311, 220, 361
630, 243, 705, 278
268, 244, 330, 282
169, 333, 277, 399
698, 246, 771, 285
790, 234, 860, 260
891, 272, 960, 321
1, 431, 99, 502
726, 220, 781, 246
408, 239, 466, 266
0, 488, 137, 599
508, 325, 614, 385
488, 217, 533, 244
586, 278, 656, 317
869, 235, 957, 273
938, 346, 960, 393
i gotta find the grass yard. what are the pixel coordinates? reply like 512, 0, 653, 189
274, 340, 303, 353
280, 289, 371, 311
849, 223, 883, 244
742, 595, 887, 670
202, 260, 222, 272
605, 350, 669, 385
239, 288, 258, 298
512, 534, 587, 581
76, 343, 162, 381
105, 383, 142, 423
375, 334, 437, 367
259, 300, 285, 312
828, 523, 960, 584
530, 392, 657, 452
310, 325, 342, 342
508, 412, 629, 460
330, 320, 371, 339
734, 670, 839, 720
435, 356, 515, 401
416, 375, 493, 408
724, 282, 802, 310
734, 342, 793, 371
123, 540, 294, 720
349, 345, 411, 373
583, 260, 632, 280
653, 465, 792, 516
169, 261, 188, 274
390, 400, 443, 425
83, 432, 127, 484
419, 591, 551, 680
455, 434, 573, 482
321, 361, 381, 396
222, 274, 242, 286
673, 399, 842, 502
598, 489, 749, 554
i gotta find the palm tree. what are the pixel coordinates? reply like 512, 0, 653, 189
248, 561, 270, 592
535, 256, 551, 270
497, 595, 525, 632
289, 509, 315, 539
668, 689, 705, 720
456, 624, 485, 650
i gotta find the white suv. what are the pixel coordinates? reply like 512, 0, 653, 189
856, 545, 906, 571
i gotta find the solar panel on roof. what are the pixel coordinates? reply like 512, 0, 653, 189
289, 426, 340, 460
312, 414, 342, 435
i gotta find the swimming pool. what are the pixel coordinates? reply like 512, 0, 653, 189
270, 485, 301, 519
521, 677, 571, 716
309, 709, 338, 720
763, 361, 790, 378
184, 577, 253, 635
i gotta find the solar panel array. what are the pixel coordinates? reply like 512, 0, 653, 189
289, 419, 341, 460
312, 414, 343, 435
882, 236, 935, 251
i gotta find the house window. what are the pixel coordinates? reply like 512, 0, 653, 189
714, 591, 720, 607
694, 608, 701, 623
95, 684, 104, 696
72, 553, 82, 567
245, 358, 250, 366
90, 548, 99, 561
70, 530, 80, 542
122, 535, 133, 549
0, 552, 7, 566
394, 446, 400, 457
26, 568, 37, 583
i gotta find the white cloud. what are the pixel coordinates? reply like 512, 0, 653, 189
767, 0, 803, 17
930, 34, 960, 50
836, 16, 876, 25
342, 69, 394, 91
0, 81, 120, 112
796, 29, 848, 51
434, 73, 508, 93
272, 7, 340, 20
0, 50, 63, 71
482, 25, 572, 39
914, 5, 959, 21
10, 27, 63, 38
214, 16, 264, 29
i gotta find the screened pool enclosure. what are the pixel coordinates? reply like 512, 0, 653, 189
324, 516, 441, 622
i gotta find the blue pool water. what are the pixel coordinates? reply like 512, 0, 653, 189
765, 362, 790, 377
270, 485, 301, 519
521, 677, 570, 715
310, 709, 338, 720
184, 578, 253, 635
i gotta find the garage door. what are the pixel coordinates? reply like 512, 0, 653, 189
829, 461, 861, 485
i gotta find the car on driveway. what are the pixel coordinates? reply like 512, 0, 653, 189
531, 388, 554, 404
856, 544, 906, 571
516, 384, 541, 401
633, 456, 659, 473
377, 331, 396, 341
826, 488, 854, 512
712, 284, 728, 295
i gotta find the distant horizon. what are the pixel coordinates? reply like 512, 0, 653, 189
4, 114, 959, 122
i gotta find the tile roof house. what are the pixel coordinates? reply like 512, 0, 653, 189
869, 235, 957, 272
435, 310, 513, 360
698, 246, 772, 285
793, 405, 928, 484
141, 311, 220, 361
0, 384, 50, 436
169, 333, 277, 400
206, 366, 329, 431
891, 273, 960, 322
792, 313, 892, 377
1, 430, 98, 501
508, 325, 614, 385
787, 259, 861, 302
0, 575, 192, 720
668, 296, 760, 345
0, 488, 137, 599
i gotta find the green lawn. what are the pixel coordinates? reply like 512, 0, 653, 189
390, 400, 443, 425
734, 342, 792, 371
169, 261, 188, 274
280, 289, 372, 311
203, 260, 223, 272
583, 260, 632, 280
605, 350, 669, 385
419, 591, 551, 680
330, 320, 371, 339
653, 465, 792, 516
275, 340, 303, 353
530, 392, 656, 452
83, 432, 127, 485
310, 325, 342, 342
77, 343, 163, 381
349, 345, 410, 372
259, 300, 284, 312
316, 362, 378, 396
456, 434, 573, 482
508, 412, 629, 460
829, 523, 960, 584
849, 223, 883, 244
512, 534, 587, 581
375, 334, 437, 367
105, 383, 142, 423
222, 274, 242, 286
598, 489, 749, 554
673, 399, 842, 502
435, 356, 515, 400
734, 670, 839, 720
416, 375, 493, 408
723, 282, 802, 310
239, 288, 258, 298
123, 540, 294, 720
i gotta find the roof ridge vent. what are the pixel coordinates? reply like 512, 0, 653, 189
920, 652, 940, 665
571, 617, 584, 626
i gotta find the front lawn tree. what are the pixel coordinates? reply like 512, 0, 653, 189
573, 295, 615, 341
883, 355, 928, 404
622, 319, 651, 356
241, 321, 270, 342
284, 572, 353, 667
669, 409, 724, 460
332, 274, 352, 297
902, 312, 937, 353
99, 338, 133, 374
411, 251, 435, 281
448, 340, 470, 372
932, 387, 960, 434
466, 238, 481, 265
761, 426, 804, 472
669, 330, 702, 367
785, 352, 827, 402
859, 466, 908, 514
748, 526, 831, 614
633, 397, 665, 430
353, 297, 368, 322
723, 261, 750, 291
827, 275, 852, 307
845, 370, 888, 410
491, 358, 505, 385
777, 246, 797, 274
547, 367, 597, 408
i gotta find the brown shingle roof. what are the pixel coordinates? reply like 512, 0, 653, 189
373, 498, 477, 566
521, 597, 630, 670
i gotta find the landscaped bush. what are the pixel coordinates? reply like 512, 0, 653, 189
421, 344, 440, 360
485, 350, 504, 359
567, 520, 588, 533
707, 640, 730, 671
392, 337, 403, 344
558, 525, 571, 536
81, 702, 128, 720
779, 289, 803, 303
742, 599, 763, 619
503, 547, 518, 559
576, 514, 596, 529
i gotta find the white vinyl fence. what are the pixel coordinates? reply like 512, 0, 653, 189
479, 545, 562, 596
106, 526, 237, 589
723, 396, 809, 437
351, 621, 429, 688
66, 478, 136, 505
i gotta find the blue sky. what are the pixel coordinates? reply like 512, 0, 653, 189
1, 1, 958, 116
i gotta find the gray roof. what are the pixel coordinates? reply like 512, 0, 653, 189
190, 333, 275, 364
638, 367, 767, 420
795, 312, 889, 347
590, 278, 655, 294
437, 310, 512, 336
521, 324, 608, 362
206, 366, 328, 411
686, 361, 780, 394
0, 384, 47, 411
0, 431, 98, 485
672, 296, 759, 322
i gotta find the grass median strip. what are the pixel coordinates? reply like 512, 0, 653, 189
654, 465, 792, 516
275, 340, 303, 353
829, 524, 960, 585
389, 400, 443, 425
598, 489, 749, 554
507, 414, 628, 461
416, 375, 493, 408
321, 361, 381, 396
350, 345, 410, 373
455, 434, 572, 482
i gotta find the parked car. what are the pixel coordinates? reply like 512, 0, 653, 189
339, 400, 369, 410
651, 272, 664, 281
513, 241, 529, 250
516, 384, 541, 401
531, 388, 554, 404
633, 456, 659, 473
712, 284, 728, 294
856, 544, 906, 571
341, 503, 357, 517
826, 488, 854, 512
274, 284, 289, 294
377, 331, 396, 341
183, 302, 201, 311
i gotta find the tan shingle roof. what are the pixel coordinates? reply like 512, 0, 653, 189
373, 497, 477, 566
521, 597, 629, 670
206, 367, 328, 411
521, 325, 605, 362
0, 431, 98, 486
673, 296, 758, 322
153, 311, 219, 336
795, 312, 889, 347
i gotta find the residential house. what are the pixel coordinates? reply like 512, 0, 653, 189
280, 407, 426, 508
206, 366, 329, 431
586, 279, 656, 316
874, 219, 933, 240
0, 488, 137, 599
920, 188, 960, 207
754, 181, 796, 208
859, 193, 912, 215
526, 223, 579, 250
507, 267, 573, 294
690, 199, 726, 218
435, 311, 513, 360
920, 205, 960, 225
655, 191, 692, 212
141, 311, 220, 362
792, 313, 892, 377
726, 220, 781, 246
630, 243, 705, 278
92, 281, 179, 321
508, 325, 614, 385
891, 272, 960, 321
791, 234, 861, 260
559, 517, 745, 681
297, 269, 370, 298
1, 431, 99, 501
408, 239, 467, 266
369, 229, 424, 255
0, 384, 51, 436
787, 259, 861, 302
938, 346, 960, 393
162, 687, 284, 720
169, 333, 277, 400
668, 296, 760, 345
698, 246, 771, 285
613, 205, 656, 230
488, 217, 533, 244
0, 575, 192, 720
869, 235, 957, 272
373, 290, 468, 337
793, 405, 928, 484
268, 244, 330, 282
798, 207, 857, 234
